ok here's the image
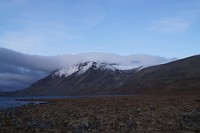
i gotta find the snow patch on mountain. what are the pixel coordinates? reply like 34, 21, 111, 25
77, 62, 94, 75
97, 63, 116, 71
53, 61, 138, 78
54, 65, 79, 78
53, 61, 97, 78
52, 60, 150, 79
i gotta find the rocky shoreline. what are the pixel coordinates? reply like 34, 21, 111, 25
0, 94, 200, 132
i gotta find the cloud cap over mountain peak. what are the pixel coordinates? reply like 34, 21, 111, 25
0, 47, 175, 91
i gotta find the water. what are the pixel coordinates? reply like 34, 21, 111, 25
0, 96, 82, 109
0, 95, 133, 109
0, 96, 47, 110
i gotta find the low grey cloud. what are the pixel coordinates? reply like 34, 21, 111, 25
0, 47, 175, 91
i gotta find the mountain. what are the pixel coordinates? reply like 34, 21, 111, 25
13, 61, 138, 96
0, 47, 175, 92
8, 55, 200, 96
117, 55, 200, 95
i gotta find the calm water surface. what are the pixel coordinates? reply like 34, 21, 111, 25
0, 95, 133, 109
0, 96, 47, 109
0, 96, 87, 109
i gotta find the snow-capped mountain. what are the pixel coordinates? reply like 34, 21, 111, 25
7, 55, 200, 96
53, 62, 116, 78
13, 61, 138, 96
0, 47, 177, 92
52, 61, 137, 78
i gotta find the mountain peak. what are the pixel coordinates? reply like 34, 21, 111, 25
6, 55, 200, 96
53, 61, 117, 78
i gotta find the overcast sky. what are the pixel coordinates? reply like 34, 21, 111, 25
0, 0, 200, 58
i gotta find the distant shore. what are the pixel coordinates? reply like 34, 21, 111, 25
0, 94, 200, 132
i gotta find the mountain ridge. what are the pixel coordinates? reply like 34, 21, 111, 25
11, 61, 138, 96
2, 55, 200, 96
118, 55, 200, 95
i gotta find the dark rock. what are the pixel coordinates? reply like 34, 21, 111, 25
181, 112, 200, 129
25, 119, 53, 129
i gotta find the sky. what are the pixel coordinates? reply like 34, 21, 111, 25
0, 0, 199, 58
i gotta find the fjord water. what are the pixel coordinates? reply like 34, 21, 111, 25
0, 96, 47, 109
0, 97, 26, 109
0, 95, 132, 109
0, 96, 85, 109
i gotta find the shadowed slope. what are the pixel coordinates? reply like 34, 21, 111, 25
119, 55, 200, 94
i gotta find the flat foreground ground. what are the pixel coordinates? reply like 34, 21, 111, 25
0, 94, 200, 133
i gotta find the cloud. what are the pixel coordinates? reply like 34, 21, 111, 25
0, 73, 35, 83
0, 47, 175, 91
149, 18, 190, 33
